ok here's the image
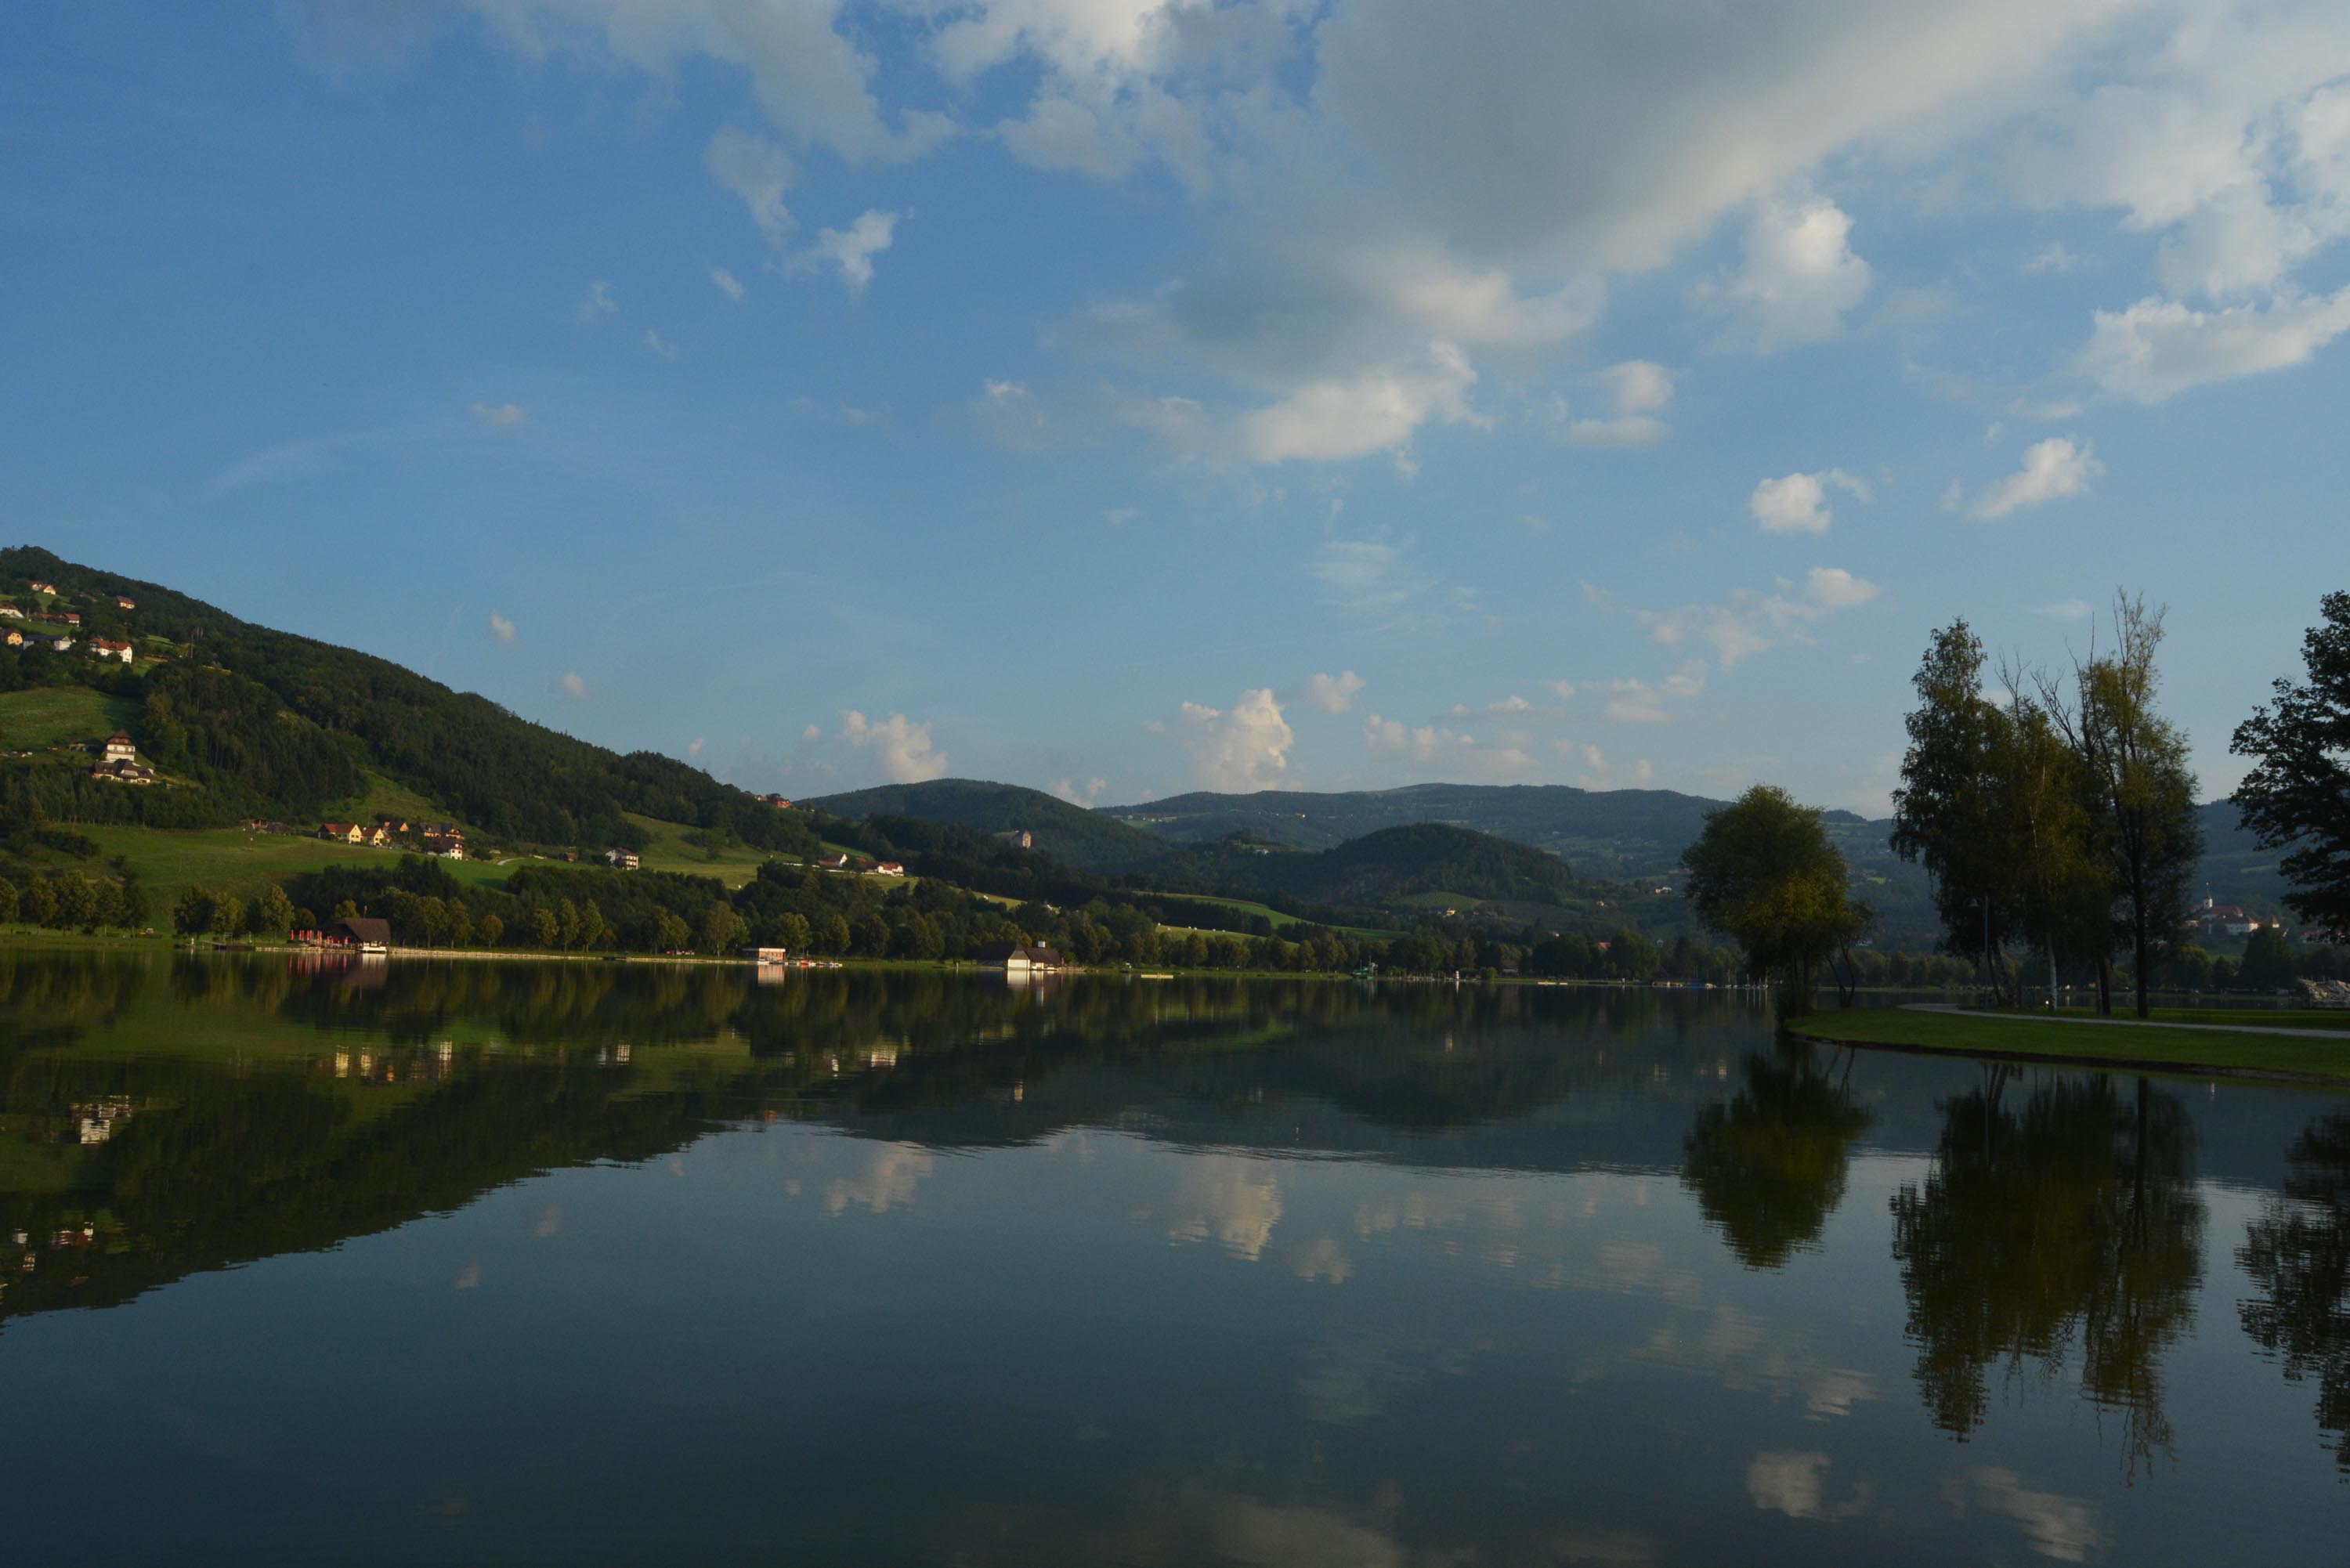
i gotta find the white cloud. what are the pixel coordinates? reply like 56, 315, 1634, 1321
642, 329, 678, 359
842, 709, 948, 782
1296, 670, 1366, 714
1555, 741, 1657, 789
1237, 338, 1481, 465
550, 670, 588, 702
708, 265, 744, 301
703, 126, 799, 237
575, 280, 616, 323
971, 378, 1083, 451
1562, 358, 1676, 446
2034, 597, 2094, 620
486, 610, 517, 647
1585, 569, 1879, 667
1965, 435, 2102, 518
1178, 688, 1295, 791
687, 736, 706, 758
1309, 537, 1437, 630
468, 401, 526, 427
2074, 285, 2350, 400
1694, 187, 1875, 352
809, 209, 902, 292
1806, 565, 1880, 608
2024, 241, 2098, 273
1363, 714, 1537, 779
1748, 468, 1872, 534
1053, 775, 1107, 806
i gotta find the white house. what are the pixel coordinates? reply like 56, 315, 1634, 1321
604, 847, 641, 870
47, 634, 74, 652
0, 604, 22, 620
873, 861, 906, 876
91, 638, 134, 663
103, 731, 137, 761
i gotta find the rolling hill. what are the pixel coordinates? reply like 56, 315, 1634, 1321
0, 545, 812, 854
804, 779, 1170, 874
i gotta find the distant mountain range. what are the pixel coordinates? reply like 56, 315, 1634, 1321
812, 779, 2290, 946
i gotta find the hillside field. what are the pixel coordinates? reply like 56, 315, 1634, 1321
0, 685, 139, 751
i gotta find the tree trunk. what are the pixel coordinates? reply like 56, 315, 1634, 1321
2097, 956, 2113, 1017
2133, 916, 2151, 1019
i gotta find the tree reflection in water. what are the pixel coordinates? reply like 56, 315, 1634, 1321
2237, 1113, 2350, 1472
1681, 1041, 1873, 1269
1890, 1068, 2204, 1473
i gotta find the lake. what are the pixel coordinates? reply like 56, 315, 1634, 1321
0, 951, 2342, 1564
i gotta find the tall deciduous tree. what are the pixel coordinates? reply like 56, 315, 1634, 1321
2049, 595, 2202, 1018
2232, 590, 2350, 939
1681, 785, 1867, 1017
1893, 621, 2013, 979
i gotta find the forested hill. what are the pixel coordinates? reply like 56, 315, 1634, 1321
0, 546, 807, 851
1158, 823, 1580, 907
804, 779, 1173, 873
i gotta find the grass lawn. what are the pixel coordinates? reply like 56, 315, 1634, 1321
0, 685, 139, 750
1795, 1005, 2350, 1083
623, 813, 780, 888
72, 825, 512, 916
2035, 1005, 2350, 1031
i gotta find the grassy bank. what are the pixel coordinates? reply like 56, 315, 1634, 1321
1793, 1005, 2350, 1084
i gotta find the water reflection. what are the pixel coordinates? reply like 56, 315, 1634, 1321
2, 951, 2345, 1565
2237, 1112, 2350, 1470
1680, 1042, 1872, 1269
1890, 1070, 2204, 1469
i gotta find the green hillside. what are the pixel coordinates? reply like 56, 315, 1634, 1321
0, 545, 815, 856
1162, 822, 1580, 909
804, 779, 1172, 873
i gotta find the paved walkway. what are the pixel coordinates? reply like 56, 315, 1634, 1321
1902, 1001, 2350, 1042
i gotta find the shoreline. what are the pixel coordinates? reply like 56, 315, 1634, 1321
1791, 1006, 2350, 1087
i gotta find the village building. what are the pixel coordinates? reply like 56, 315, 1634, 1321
114, 596, 135, 609
58, 612, 81, 626
974, 942, 1066, 974
90, 638, 134, 663
324, 916, 392, 952
741, 946, 790, 964
90, 757, 156, 785
28, 580, 56, 594
991, 829, 1033, 850
2, 628, 22, 647
761, 793, 794, 809
604, 847, 641, 870
320, 822, 365, 844
0, 604, 22, 619
423, 832, 466, 860
47, 634, 74, 652
103, 732, 137, 762
873, 861, 906, 876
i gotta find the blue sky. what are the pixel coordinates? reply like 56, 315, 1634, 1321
5, 2, 2347, 814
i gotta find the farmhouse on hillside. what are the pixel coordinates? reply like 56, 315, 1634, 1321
0, 605, 21, 619
47, 635, 74, 652
90, 638, 133, 663
2, 629, 21, 647
114, 596, 135, 609
604, 847, 640, 870
874, 861, 906, 876
319, 822, 364, 844
28, 580, 56, 594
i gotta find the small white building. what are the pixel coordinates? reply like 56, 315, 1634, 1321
91, 639, 134, 664
604, 847, 641, 870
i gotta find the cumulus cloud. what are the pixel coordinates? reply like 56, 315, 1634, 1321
550, 670, 588, 702
1296, 670, 1367, 714
809, 209, 902, 292
842, 709, 948, 782
1694, 187, 1875, 351
1946, 1469, 2107, 1564
468, 401, 526, 427
1746, 1451, 1872, 1522
1053, 775, 1107, 806
1748, 468, 1872, 533
2025, 241, 2097, 274
708, 265, 745, 301
703, 126, 799, 237
1363, 714, 1538, 779
1178, 688, 1295, 791
1555, 741, 1658, 789
486, 610, 516, 647
2075, 286, 2350, 400
574, 280, 616, 323
1585, 569, 1879, 667
1237, 338, 1482, 465
642, 329, 678, 359
1963, 436, 2102, 518
1561, 358, 1676, 446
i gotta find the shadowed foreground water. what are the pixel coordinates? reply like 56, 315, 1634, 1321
1, 951, 2343, 1564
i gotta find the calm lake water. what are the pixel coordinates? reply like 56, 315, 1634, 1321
1, 952, 2342, 1564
